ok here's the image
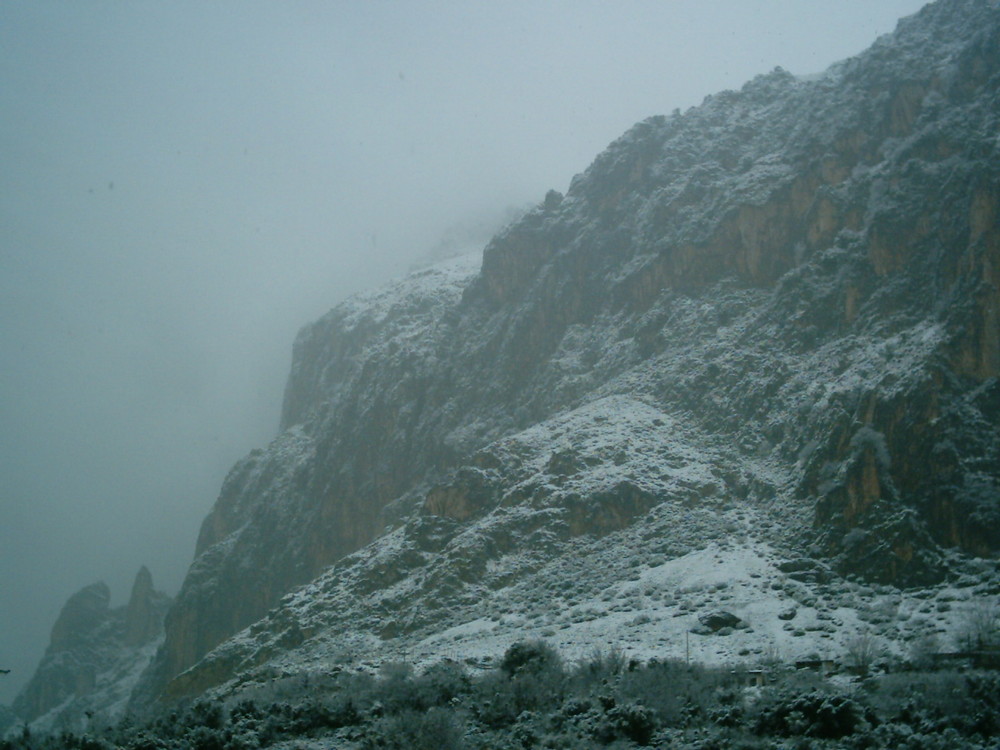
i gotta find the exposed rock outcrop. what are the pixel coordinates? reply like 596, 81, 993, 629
124, 566, 161, 648
13, 568, 170, 729
129, 0, 998, 709
695, 611, 745, 634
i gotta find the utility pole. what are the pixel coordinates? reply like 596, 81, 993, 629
685, 631, 690, 667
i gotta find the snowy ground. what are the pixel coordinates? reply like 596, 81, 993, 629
208, 512, 998, 701
360, 542, 993, 673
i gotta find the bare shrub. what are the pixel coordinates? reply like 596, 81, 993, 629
571, 646, 628, 692
907, 633, 939, 669
361, 707, 464, 750
956, 600, 999, 652
845, 632, 882, 676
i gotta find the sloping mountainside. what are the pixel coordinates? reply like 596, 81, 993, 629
11, 568, 170, 729
16, 0, 995, 721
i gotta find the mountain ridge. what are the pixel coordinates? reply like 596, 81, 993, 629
138, 0, 1000, 705
11, 0, 1000, 728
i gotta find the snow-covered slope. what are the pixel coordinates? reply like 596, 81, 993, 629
165, 394, 998, 701
21, 0, 995, 719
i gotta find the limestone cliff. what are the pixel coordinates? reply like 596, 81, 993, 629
135, 0, 998, 706
12, 568, 170, 729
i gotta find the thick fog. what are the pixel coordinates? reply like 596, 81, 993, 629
0, 1, 927, 702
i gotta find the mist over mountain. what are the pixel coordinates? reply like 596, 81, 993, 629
1, 2, 929, 708
5, 0, 1000, 744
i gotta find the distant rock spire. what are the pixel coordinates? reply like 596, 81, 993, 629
124, 566, 159, 647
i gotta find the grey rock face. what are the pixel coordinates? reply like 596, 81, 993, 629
136, 0, 999, 706
124, 566, 163, 648
47, 582, 111, 651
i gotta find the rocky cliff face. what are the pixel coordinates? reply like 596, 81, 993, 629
129, 0, 999, 707
12, 568, 170, 729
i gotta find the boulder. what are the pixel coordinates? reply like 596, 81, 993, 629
698, 610, 744, 632
778, 607, 798, 621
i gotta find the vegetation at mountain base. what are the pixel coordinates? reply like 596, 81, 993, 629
5, 641, 1000, 749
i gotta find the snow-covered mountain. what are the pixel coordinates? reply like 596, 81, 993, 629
10, 568, 170, 730
12, 0, 1000, 727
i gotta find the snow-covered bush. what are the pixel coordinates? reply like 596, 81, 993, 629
753, 689, 875, 739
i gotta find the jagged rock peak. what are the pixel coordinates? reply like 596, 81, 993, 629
48, 581, 110, 649
13, 570, 171, 727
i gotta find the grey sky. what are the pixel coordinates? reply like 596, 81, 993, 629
0, 1, 927, 702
